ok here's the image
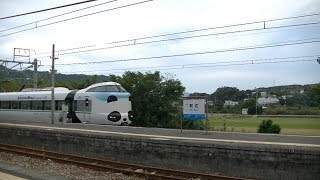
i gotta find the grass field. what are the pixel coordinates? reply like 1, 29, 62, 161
207, 114, 320, 136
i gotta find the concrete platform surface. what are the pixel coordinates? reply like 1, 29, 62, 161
0, 120, 319, 147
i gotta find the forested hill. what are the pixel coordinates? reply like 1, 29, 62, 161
190, 83, 320, 103
257, 84, 315, 97
0, 65, 110, 91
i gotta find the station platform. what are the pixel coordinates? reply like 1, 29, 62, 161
0, 120, 319, 179
0, 120, 318, 147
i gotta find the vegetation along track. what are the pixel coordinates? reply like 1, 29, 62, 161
0, 143, 246, 180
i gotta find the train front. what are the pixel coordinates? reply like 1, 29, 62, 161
77, 82, 133, 125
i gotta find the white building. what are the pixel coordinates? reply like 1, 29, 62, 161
224, 100, 238, 107
242, 108, 248, 115
257, 97, 279, 107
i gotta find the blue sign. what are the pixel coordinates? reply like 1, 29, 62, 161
183, 114, 205, 120
183, 99, 205, 120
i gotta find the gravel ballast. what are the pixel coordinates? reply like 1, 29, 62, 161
0, 152, 142, 180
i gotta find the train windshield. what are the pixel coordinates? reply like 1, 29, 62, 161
87, 85, 127, 92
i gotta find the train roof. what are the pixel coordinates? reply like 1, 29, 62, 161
21, 87, 70, 92
83, 82, 121, 90
0, 82, 123, 100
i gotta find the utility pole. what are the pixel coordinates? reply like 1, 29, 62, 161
256, 88, 258, 115
51, 44, 57, 124
33, 59, 37, 89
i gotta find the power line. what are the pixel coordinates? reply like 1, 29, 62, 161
17, 35, 320, 63
31, 12, 320, 55
0, 0, 153, 37
0, 0, 101, 20
0, 0, 120, 33
55, 59, 315, 75
55, 21, 320, 56
57, 55, 320, 74
29, 20, 320, 59
51, 37, 320, 66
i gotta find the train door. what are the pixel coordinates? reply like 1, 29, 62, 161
83, 96, 91, 122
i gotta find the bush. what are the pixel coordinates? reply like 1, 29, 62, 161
257, 119, 281, 134
182, 120, 204, 130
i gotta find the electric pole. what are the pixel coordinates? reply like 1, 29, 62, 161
33, 59, 37, 89
51, 44, 58, 124
255, 88, 258, 115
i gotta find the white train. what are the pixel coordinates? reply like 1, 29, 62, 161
0, 82, 132, 125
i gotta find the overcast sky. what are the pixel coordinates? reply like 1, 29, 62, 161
0, 0, 319, 93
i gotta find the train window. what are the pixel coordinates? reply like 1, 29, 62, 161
1, 101, 11, 109
32, 101, 43, 110
11, 101, 21, 109
105, 86, 119, 92
44, 101, 51, 110
87, 85, 126, 92
117, 85, 127, 92
21, 101, 31, 110
55, 101, 62, 111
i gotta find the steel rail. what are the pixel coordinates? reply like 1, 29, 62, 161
0, 143, 247, 180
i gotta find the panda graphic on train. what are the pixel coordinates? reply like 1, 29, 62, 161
0, 82, 132, 126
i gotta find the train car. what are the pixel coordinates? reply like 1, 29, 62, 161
0, 82, 132, 125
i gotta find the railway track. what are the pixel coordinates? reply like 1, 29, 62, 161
0, 143, 247, 180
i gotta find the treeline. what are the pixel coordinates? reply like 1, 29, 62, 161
0, 65, 110, 91
190, 84, 320, 115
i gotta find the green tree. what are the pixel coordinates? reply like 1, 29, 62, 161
110, 71, 185, 128
210, 87, 240, 101
0, 80, 20, 92
311, 84, 320, 103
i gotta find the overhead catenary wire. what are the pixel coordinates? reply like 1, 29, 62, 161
51, 59, 316, 75
57, 55, 320, 74
28, 20, 320, 59
49, 37, 320, 66
107, 59, 317, 74
0, 0, 101, 20
29, 12, 320, 55
0, 0, 120, 33
55, 21, 320, 56
0, 0, 153, 37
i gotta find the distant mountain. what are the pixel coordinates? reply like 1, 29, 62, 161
0, 65, 110, 83
187, 83, 320, 103
0, 65, 111, 91
256, 84, 317, 97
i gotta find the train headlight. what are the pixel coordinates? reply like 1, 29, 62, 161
107, 111, 121, 122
